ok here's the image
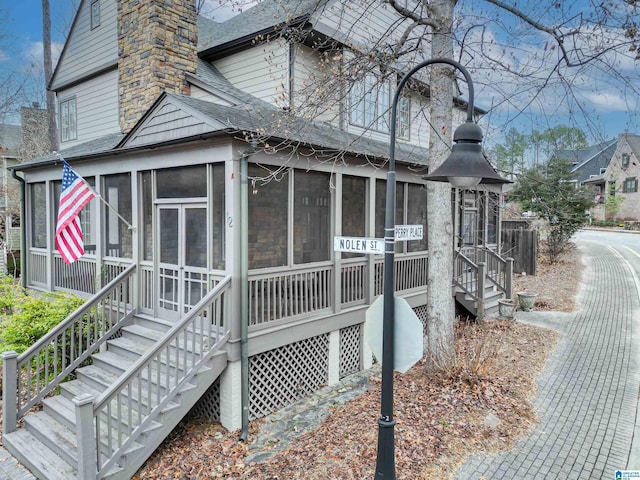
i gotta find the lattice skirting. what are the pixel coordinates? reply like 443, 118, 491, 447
339, 324, 361, 379
413, 304, 428, 335
249, 334, 329, 420
187, 377, 221, 422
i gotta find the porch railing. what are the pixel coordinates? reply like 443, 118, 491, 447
453, 251, 479, 298
249, 264, 333, 326
88, 276, 231, 478
2, 264, 137, 434
374, 252, 429, 296
481, 247, 514, 299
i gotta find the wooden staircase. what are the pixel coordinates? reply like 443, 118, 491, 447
2, 267, 231, 480
453, 247, 513, 319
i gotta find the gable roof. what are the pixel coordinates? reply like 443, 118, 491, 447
552, 139, 618, 184
622, 134, 640, 157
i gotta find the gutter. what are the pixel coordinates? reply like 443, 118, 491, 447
9, 168, 26, 289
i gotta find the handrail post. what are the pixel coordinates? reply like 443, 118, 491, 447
506, 257, 514, 300
477, 262, 486, 320
2, 351, 18, 434
74, 393, 97, 480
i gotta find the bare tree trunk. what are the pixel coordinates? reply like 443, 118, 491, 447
42, 0, 58, 152
426, 0, 456, 369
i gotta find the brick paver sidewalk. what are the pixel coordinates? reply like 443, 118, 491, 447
454, 240, 640, 479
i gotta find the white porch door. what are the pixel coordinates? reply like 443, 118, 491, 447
157, 204, 208, 320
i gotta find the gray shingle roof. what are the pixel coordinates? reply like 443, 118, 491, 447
172, 93, 428, 165
198, 0, 327, 54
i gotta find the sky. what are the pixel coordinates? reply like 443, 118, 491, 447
1, 0, 639, 151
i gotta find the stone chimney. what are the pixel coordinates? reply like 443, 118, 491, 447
20, 106, 51, 160
118, 0, 198, 133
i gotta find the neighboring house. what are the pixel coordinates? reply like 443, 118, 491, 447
0, 123, 21, 272
582, 134, 640, 221
3, 1, 510, 478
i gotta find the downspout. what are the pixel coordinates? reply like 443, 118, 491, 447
10, 169, 26, 289
238, 153, 250, 442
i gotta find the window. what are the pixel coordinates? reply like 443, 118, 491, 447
487, 193, 500, 244
341, 176, 367, 258
60, 98, 77, 142
157, 165, 207, 198
294, 171, 331, 263
397, 96, 410, 140
623, 177, 637, 193
30, 183, 47, 248
53, 177, 96, 253
609, 181, 616, 197
622, 153, 630, 169
349, 73, 391, 132
406, 183, 427, 252
103, 173, 132, 258
248, 167, 289, 269
91, 0, 100, 29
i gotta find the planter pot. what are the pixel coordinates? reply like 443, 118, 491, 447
498, 299, 517, 319
516, 292, 538, 311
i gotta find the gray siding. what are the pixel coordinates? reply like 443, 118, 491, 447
51, 0, 118, 90
213, 40, 289, 106
58, 70, 120, 148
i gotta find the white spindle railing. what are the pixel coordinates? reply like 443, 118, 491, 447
90, 276, 231, 477
2, 265, 136, 434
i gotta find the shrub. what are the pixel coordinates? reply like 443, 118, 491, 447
0, 290, 84, 355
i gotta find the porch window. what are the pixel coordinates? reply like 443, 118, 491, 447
248, 166, 289, 269
30, 183, 47, 248
294, 172, 331, 264
60, 97, 77, 142
141, 171, 153, 261
157, 165, 207, 198
53, 177, 96, 253
487, 193, 500, 244
406, 183, 427, 252
341, 175, 367, 258
211, 164, 225, 270
375, 179, 404, 253
103, 173, 132, 258
461, 191, 477, 246
623, 177, 637, 193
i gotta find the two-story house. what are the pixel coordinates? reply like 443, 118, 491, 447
559, 134, 640, 221
3, 1, 510, 478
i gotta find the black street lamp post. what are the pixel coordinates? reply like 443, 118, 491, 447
375, 58, 509, 479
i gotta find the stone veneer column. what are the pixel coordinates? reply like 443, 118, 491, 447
117, 0, 197, 133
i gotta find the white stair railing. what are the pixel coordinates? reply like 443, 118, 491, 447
84, 276, 231, 478
2, 264, 137, 435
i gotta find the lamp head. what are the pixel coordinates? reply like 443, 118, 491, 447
423, 122, 510, 187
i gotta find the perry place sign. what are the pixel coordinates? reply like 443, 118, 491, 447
334, 225, 423, 255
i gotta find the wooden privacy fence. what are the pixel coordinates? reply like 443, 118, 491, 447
501, 228, 538, 275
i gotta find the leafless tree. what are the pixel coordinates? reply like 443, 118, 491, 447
213, 0, 639, 367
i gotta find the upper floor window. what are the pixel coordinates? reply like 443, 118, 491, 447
623, 177, 637, 193
622, 153, 630, 169
397, 96, 410, 140
349, 73, 390, 133
91, 1, 101, 29
60, 97, 77, 142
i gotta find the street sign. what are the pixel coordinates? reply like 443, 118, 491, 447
364, 296, 424, 373
394, 225, 424, 241
334, 236, 385, 255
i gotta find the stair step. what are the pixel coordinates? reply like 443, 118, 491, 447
24, 412, 78, 466
121, 324, 164, 345
92, 350, 135, 375
43, 388, 165, 439
133, 314, 175, 332
4, 429, 80, 480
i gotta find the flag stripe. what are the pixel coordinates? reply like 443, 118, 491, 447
55, 163, 95, 264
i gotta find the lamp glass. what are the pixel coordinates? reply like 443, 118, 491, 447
448, 176, 481, 189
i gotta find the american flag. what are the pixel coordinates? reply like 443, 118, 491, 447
55, 163, 96, 264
